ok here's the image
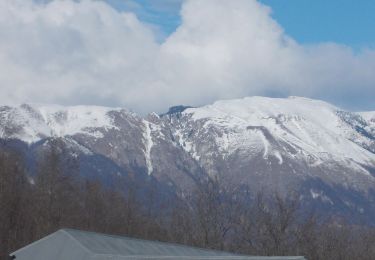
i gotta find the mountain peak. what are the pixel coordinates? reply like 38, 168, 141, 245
161, 105, 194, 117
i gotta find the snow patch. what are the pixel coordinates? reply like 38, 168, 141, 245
310, 190, 320, 199
174, 128, 200, 161
274, 151, 283, 164
66, 138, 93, 155
143, 120, 154, 175
310, 189, 334, 205
28, 177, 35, 185
258, 130, 269, 159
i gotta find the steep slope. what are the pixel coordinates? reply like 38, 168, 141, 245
0, 103, 205, 192
1, 97, 375, 223
165, 97, 375, 179
163, 97, 375, 220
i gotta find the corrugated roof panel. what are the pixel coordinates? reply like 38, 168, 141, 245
64, 229, 235, 257
11, 229, 306, 260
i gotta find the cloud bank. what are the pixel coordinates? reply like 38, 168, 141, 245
0, 0, 374, 113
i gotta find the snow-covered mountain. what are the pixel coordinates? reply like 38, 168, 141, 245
167, 97, 375, 190
1, 97, 375, 223
0, 103, 205, 192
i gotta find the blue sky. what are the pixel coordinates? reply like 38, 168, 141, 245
104, 0, 183, 36
106, 0, 375, 49
261, 0, 375, 49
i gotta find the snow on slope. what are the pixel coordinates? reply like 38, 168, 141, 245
1, 98, 374, 175
359, 111, 375, 122
0, 104, 121, 143
37, 104, 120, 137
359, 111, 375, 132
182, 96, 375, 167
142, 120, 154, 175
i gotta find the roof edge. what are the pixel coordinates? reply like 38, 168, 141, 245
10, 229, 65, 256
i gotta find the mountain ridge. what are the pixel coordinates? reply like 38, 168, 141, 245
1, 96, 375, 223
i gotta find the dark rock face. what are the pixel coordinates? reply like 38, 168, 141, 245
160, 105, 194, 117
1, 97, 375, 224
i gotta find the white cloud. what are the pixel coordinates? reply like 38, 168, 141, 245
0, 0, 158, 109
0, 0, 374, 113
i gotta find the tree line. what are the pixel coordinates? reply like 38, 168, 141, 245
0, 144, 374, 260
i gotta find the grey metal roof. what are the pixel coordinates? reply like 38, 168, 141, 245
11, 229, 306, 260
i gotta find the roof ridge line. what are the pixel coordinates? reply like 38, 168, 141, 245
61, 229, 93, 254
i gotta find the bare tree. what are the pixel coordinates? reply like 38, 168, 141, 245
2, 147, 375, 260
0, 151, 30, 259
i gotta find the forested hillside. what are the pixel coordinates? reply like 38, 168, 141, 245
1, 143, 375, 260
